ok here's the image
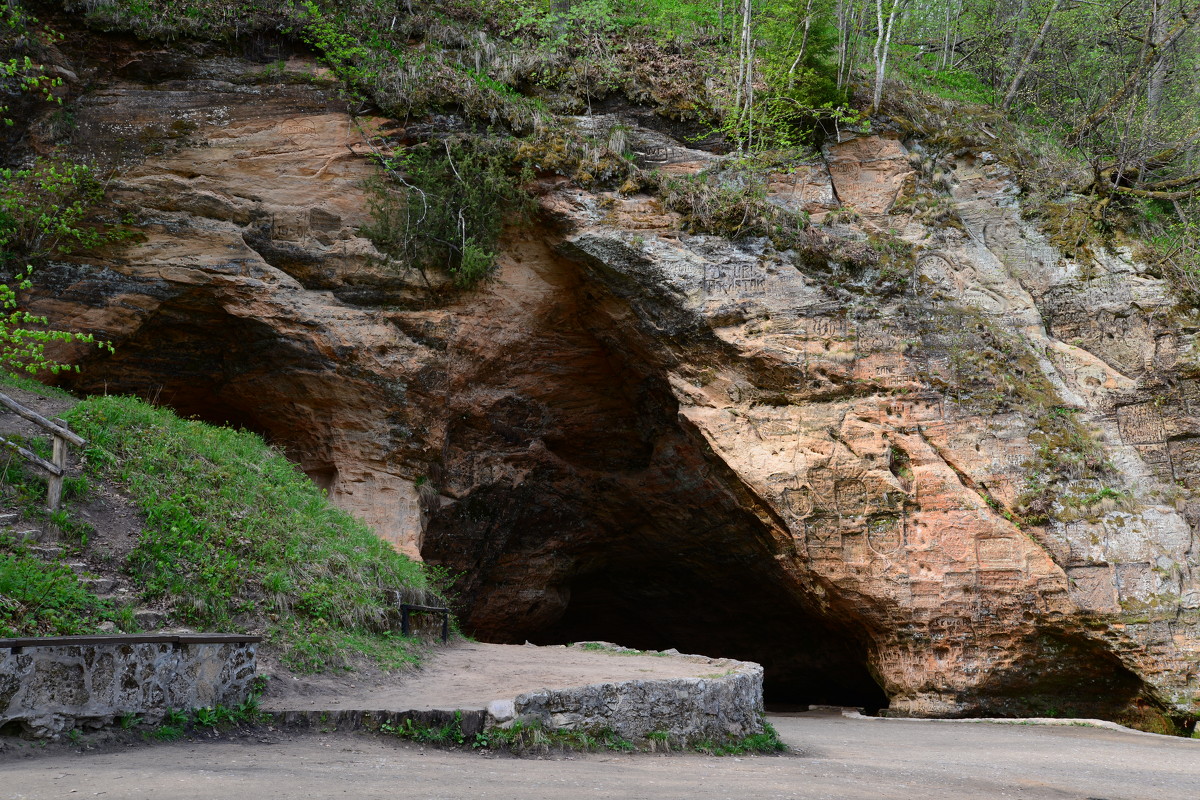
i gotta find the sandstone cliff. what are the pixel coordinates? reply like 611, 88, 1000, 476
15, 30, 1199, 728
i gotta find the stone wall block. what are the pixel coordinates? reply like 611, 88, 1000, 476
0, 639, 259, 738
498, 647, 764, 743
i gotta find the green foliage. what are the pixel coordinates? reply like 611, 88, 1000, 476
377, 711, 784, 756
892, 55, 999, 108
0, 531, 110, 637
276, 623, 420, 673
692, 721, 788, 755
1130, 198, 1200, 305
745, 2, 851, 147
504, 0, 618, 50
0, 266, 111, 376
145, 686, 268, 739
0, 155, 123, 377
63, 394, 436, 671
363, 138, 534, 288
164, 708, 190, 727
1017, 403, 1112, 526
657, 167, 808, 244
147, 724, 185, 740
0, 157, 127, 265
380, 711, 470, 745
290, 0, 376, 99
0, 5, 64, 126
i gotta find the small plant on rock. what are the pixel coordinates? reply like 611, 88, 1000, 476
363, 137, 534, 289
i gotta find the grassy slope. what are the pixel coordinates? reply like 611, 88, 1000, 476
0, 543, 111, 637
1, 378, 435, 672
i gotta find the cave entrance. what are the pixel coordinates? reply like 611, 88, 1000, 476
532, 557, 889, 712
425, 477, 890, 713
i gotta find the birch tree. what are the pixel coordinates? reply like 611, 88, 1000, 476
871, 0, 908, 112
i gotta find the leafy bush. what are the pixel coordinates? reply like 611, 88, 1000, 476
0, 157, 126, 266
363, 137, 533, 288
0, 4, 65, 126
0, 266, 111, 375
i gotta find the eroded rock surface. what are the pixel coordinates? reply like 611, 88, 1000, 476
21, 33, 1199, 725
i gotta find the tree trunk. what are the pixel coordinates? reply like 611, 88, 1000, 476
1001, 0, 1064, 110
939, 0, 955, 71
872, 0, 906, 113
788, 0, 816, 78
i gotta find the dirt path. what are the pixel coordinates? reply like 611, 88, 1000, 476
4, 711, 1197, 799
261, 642, 737, 711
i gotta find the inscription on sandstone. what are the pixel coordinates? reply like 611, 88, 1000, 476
1066, 565, 1118, 612
910, 579, 946, 608
834, 479, 870, 516
271, 210, 309, 242
842, 532, 869, 564
853, 319, 905, 355
867, 516, 903, 557
1048, 309, 1093, 343
806, 517, 842, 562
1116, 403, 1165, 445
1115, 562, 1155, 600
780, 485, 814, 518
977, 569, 1024, 592
1168, 439, 1200, 488
1176, 379, 1200, 415
702, 262, 766, 296
1135, 443, 1175, 483
977, 537, 1018, 568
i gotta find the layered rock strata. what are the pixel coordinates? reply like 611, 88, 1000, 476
20, 34, 1200, 724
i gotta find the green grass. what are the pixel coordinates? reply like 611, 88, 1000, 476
891, 49, 999, 108
0, 370, 74, 399
0, 531, 111, 636
61, 394, 435, 671
374, 713, 786, 756
690, 722, 788, 755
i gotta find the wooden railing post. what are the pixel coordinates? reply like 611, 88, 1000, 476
47, 431, 66, 512
0, 393, 86, 513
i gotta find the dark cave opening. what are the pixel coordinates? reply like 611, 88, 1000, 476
424, 476, 890, 714
527, 561, 890, 713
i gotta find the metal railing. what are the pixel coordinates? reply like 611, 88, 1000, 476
0, 632, 263, 654
0, 390, 86, 512
399, 603, 450, 643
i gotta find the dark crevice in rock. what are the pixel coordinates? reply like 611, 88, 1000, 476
56, 283, 340, 471
973, 630, 1148, 720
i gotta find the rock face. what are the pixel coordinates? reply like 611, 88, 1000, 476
0, 635, 258, 738
20, 32, 1199, 725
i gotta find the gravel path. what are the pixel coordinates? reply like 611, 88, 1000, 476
4, 710, 1197, 799
261, 641, 737, 711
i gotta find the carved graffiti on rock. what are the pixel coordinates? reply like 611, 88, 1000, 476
1116, 403, 1165, 445
702, 261, 767, 296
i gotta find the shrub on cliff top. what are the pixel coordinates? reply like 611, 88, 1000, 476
364, 137, 534, 288
63, 394, 437, 670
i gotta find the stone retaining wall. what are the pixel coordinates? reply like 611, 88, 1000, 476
0, 634, 260, 738
485, 643, 765, 743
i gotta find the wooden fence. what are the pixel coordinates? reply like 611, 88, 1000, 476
0, 391, 86, 511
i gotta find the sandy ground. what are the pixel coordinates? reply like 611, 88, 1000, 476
261, 642, 738, 711
3, 711, 1198, 799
